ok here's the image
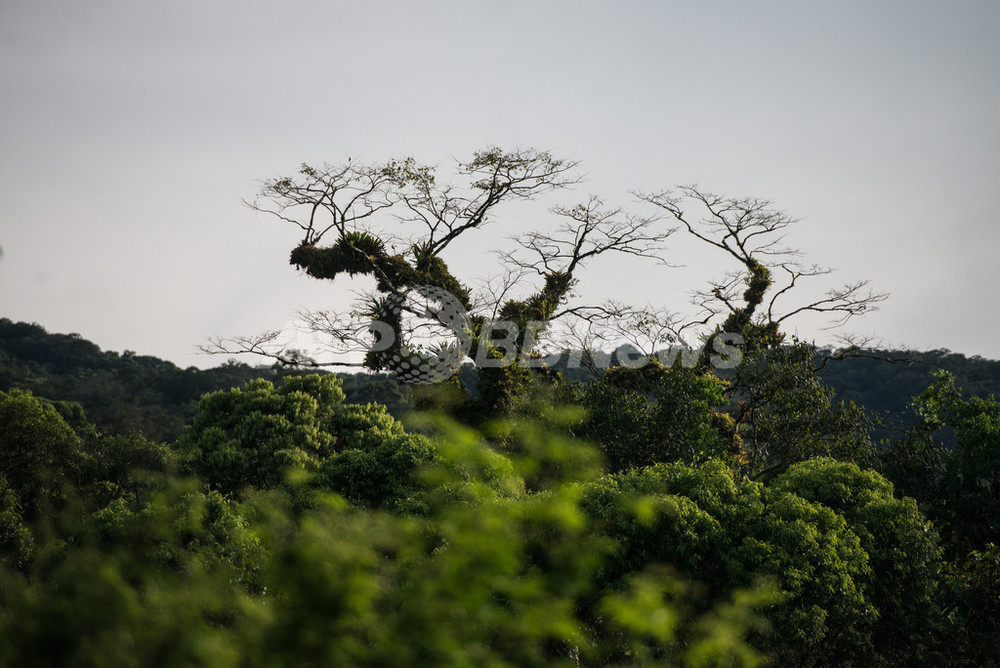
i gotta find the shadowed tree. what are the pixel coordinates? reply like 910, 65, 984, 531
208, 153, 888, 441
618, 188, 888, 476
208, 148, 673, 415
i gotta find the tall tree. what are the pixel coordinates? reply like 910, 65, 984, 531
209, 148, 672, 412
209, 151, 888, 429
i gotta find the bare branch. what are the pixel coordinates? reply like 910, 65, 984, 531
635, 185, 887, 346
249, 161, 404, 246
813, 333, 913, 369
636, 185, 799, 264
500, 196, 674, 277
545, 300, 705, 361
774, 280, 889, 328
398, 147, 583, 255
200, 330, 365, 368
239, 158, 890, 378
766, 263, 831, 321
473, 268, 533, 322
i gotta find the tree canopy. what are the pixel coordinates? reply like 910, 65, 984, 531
209, 148, 887, 423
0, 146, 996, 664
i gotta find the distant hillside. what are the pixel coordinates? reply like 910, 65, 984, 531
815, 348, 1000, 439
4, 317, 999, 444
0, 318, 409, 441
545, 344, 1000, 441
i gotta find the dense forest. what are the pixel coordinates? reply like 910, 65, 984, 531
3, 150, 999, 665
6, 318, 999, 448
0, 318, 411, 441
2, 317, 999, 665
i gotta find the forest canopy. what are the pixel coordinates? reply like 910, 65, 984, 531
1, 148, 998, 665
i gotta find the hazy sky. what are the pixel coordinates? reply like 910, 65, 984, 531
2, 1, 999, 368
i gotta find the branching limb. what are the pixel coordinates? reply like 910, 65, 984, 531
200, 331, 365, 368
636, 185, 798, 264
637, 185, 888, 346
473, 268, 533, 322
500, 196, 673, 276
813, 333, 912, 369
400, 147, 582, 255
774, 279, 889, 328
249, 161, 404, 246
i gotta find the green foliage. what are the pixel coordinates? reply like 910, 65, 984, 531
329, 400, 402, 446
315, 432, 437, 510
178, 376, 344, 495
939, 544, 1000, 665
413, 245, 472, 307
0, 317, 403, 441
816, 347, 1000, 441
289, 231, 389, 281
279, 372, 347, 406
81, 432, 175, 509
336, 371, 411, 417
579, 458, 945, 664
0, 477, 34, 569
580, 362, 735, 471
731, 343, 876, 477
0, 319, 414, 437
242, 416, 775, 667
771, 458, 943, 664
179, 374, 437, 510
879, 371, 1000, 552
719, 260, 784, 351
85, 481, 267, 592
5, 320, 1000, 663
484, 405, 605, 493
0, 388, 85, 522
0, 388, 192, 574
0, 484, 262, 667
498, 271, 575, 326
289, 233, 474, 308
474, 357, 537, 417
0, 411, 775, 666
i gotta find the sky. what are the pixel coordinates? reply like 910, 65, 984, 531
2, 1, 999, 368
